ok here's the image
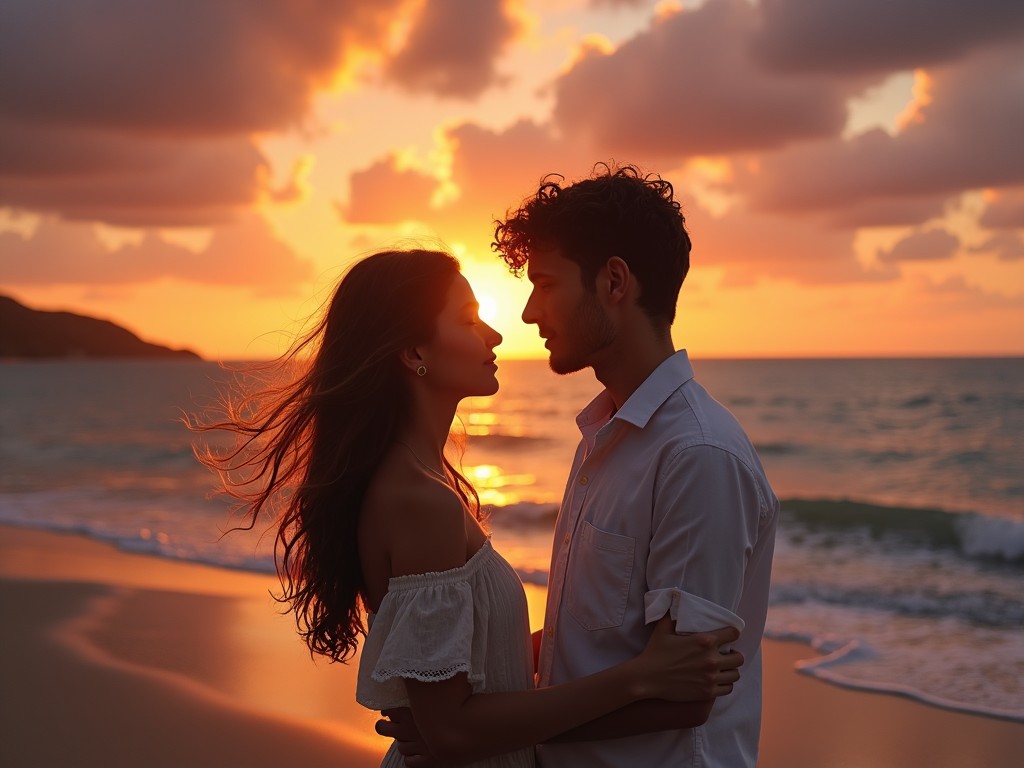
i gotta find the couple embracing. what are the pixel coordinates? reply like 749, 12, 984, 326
205, 163, 779, 767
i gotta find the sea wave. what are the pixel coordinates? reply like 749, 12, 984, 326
765, 626, 1024, 723
491, 496, 1024, 566
769, 581, 1024, 628
485, 500, 559, 527
780, 498, 1024, 565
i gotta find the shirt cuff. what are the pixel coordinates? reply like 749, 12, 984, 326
644, 588, 745, 644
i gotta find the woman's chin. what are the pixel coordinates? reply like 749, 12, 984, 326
479, 375, 500, 397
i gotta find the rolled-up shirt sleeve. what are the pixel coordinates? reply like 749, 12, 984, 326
645, 444, 766, 649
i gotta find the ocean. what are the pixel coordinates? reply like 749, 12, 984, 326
1, 357, 1022, 722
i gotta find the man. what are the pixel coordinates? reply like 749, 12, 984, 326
492, 162, 778, 767
381, 163, 778, 766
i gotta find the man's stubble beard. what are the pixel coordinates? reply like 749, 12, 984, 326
549, 292, 616, 376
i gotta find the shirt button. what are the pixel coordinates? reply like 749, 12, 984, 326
545, 626, 555, 637
563, 534, 570, 545
579, 474, 588, 486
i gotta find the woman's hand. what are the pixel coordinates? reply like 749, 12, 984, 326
629, 616, 743, 702
376, 708, 439, 768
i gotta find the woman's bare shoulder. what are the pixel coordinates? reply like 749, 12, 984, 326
363, 455, 467, 577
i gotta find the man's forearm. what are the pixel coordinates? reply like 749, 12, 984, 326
543, 699, 714, 743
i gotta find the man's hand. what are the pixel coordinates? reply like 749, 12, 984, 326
375, 707, 440, 768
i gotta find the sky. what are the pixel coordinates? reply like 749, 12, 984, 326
1, 0, 1022, 360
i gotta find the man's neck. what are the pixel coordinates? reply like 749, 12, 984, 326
592, 330, 676, 411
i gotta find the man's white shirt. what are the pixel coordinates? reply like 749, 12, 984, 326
536, 350, 779, 768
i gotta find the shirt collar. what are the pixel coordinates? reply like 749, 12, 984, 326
576, 350, 695, 433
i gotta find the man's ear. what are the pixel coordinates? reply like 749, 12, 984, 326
604, 257, 631, 305
399, 346, 426, 374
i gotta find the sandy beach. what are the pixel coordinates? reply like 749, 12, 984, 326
1, 524, 1021, 768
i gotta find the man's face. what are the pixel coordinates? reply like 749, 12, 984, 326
522, 246, 614, 375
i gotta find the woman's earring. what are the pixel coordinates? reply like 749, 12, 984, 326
416, 365, 427, 377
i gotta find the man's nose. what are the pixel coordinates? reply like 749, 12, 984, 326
521, 293, 539, 325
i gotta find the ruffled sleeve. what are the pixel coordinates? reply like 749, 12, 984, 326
356, 543, 495, 710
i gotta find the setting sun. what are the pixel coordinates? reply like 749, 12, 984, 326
477, 293, 498, 324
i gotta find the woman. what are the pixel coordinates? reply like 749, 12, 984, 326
198, 249, 741, 767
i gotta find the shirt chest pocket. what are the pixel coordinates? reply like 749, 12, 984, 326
565, 521, 636, 631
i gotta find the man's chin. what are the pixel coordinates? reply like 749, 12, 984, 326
547, 353, 587, 376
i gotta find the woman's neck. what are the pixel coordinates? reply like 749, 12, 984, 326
400, 393, 458, 463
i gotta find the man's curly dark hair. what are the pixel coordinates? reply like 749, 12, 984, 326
492, 162, 691, 324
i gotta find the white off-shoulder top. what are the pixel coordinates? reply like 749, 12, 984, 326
357, 539, 537, 768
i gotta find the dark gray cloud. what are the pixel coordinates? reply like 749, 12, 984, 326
0, 0, 405, 226
0, 117, 267, 226
969, 232, 1024, 262
682, 196, 893, 285
753, 0, 1024, 75
0, 0, 403, 134
823, 195, 951, 229
745, 43, 1024, 216
384, 0, 520, 98
552, 0, 852, 156
587, 0, 652, 8
877, 228, 959, 263
980, 188, 1024, 228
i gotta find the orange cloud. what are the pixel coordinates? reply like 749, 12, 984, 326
340, 119, 596, 234
0, 214, 314, 293
341, 158, 438, 223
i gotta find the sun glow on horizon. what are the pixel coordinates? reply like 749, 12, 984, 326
477, 293, 498, 324
459, 259, 544, 358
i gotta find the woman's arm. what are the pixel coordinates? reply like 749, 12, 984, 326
381, 486, 740, 765
404, 620, 738, 765
378, 633, 739, 764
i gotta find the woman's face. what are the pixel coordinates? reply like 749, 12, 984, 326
420, 273, 502, 397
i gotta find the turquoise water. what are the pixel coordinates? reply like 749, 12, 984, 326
1, 357, 1022, 720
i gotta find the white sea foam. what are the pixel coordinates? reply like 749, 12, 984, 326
767, 606, 1024, 723
957, 513, 1024, 561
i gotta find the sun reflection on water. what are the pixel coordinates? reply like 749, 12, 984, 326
463, 464, 536, 506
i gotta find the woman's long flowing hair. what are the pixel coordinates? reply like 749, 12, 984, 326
193, 249, 480, 662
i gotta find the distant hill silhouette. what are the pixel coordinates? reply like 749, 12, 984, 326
0, 295, 201, 360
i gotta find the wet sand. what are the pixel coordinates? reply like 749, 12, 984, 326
1, 524, 1021, 767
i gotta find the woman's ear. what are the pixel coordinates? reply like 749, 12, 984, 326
399, 346, 426, 374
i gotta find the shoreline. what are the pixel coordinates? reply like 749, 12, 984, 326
2, 524, 1022, 768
